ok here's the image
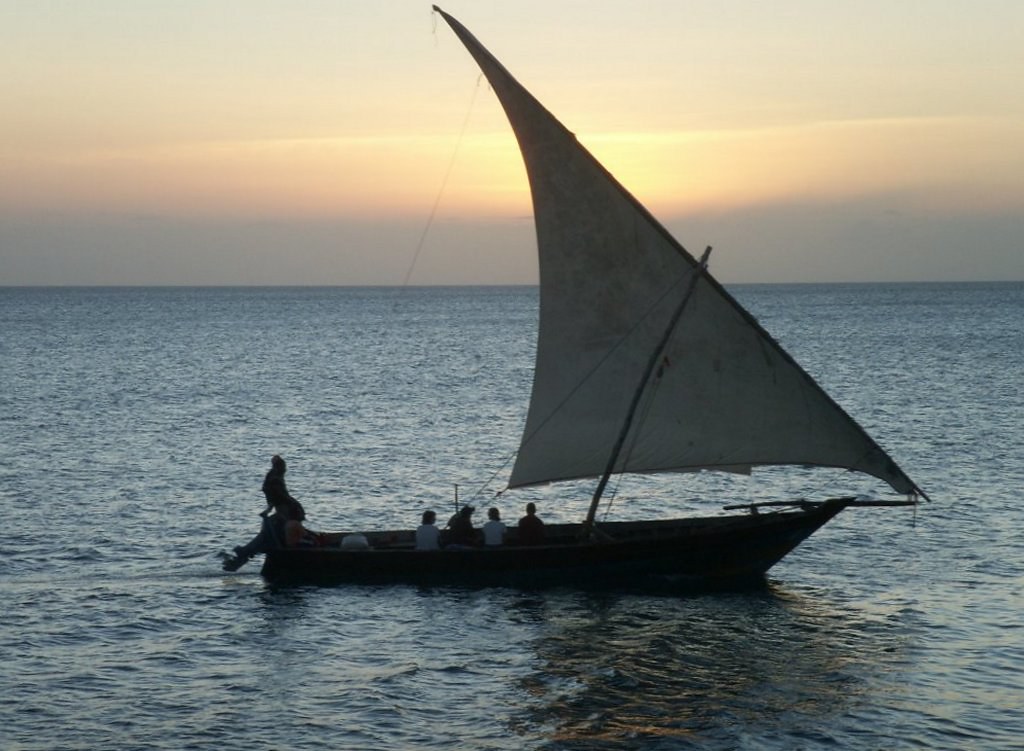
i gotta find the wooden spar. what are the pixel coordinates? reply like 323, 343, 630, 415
722, 497, 919, 511
584, 247, 712, 532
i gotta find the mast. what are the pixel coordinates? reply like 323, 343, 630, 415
585, 248, 712, 531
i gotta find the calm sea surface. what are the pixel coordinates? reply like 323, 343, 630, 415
2, 283, 1022, 750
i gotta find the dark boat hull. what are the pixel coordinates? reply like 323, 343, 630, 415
260, 499, 849, 590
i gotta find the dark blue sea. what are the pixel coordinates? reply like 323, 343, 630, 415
2, 283, 1022, 750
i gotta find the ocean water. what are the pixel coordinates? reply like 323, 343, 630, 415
2, 283, 1022, 750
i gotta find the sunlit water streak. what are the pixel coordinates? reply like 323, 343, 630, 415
2, 283, 1022, 749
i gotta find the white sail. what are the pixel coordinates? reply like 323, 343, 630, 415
435, 8, 922, 498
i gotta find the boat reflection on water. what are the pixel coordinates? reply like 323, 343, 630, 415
226, 578, 914, 748
505, 584, 910, 747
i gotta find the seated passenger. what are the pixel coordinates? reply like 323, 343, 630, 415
415, 509, 441, 550
482, 507, 506, 547
444, 505, 477, 548
261, 454, 290, 515
517, 502, 545, 545
284, 515, 328, 548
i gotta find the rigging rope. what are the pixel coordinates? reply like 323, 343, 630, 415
400, 74, 483, 287
467, 447, 517, 506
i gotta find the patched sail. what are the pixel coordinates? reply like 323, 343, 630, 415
434, 7, 922, 498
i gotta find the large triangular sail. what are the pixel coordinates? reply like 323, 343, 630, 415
434, 7, 924, 499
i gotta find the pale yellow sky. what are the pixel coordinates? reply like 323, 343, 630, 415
1, 0, 1022, 284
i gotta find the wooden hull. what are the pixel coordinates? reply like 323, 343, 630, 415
260, 499, 849, 590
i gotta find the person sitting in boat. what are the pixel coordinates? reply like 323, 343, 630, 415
482, 507, 506, 547
282, 503, 331, 548
222, 453, 319, 571
259, 454, 313, 542
444, 505, 477, 548
261, 454, 291, 516
517, 502, 545, 545
415, 509, 441, 551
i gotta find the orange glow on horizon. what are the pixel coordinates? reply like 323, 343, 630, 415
0, 133, 532, 220
582, 116, 1024, 217
2, 117, 1020, 223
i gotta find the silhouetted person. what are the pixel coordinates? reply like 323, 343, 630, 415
416, 509, 441, 551
482, 507, 506, 547
517, 502, 545, 545
445, 505, 477, 548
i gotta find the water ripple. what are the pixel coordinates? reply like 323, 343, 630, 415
3, 285, 1024, 749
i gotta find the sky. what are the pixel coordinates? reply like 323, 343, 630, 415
1, 0, 1022, 285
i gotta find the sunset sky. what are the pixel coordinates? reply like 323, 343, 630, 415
2, 0, 1022, 285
